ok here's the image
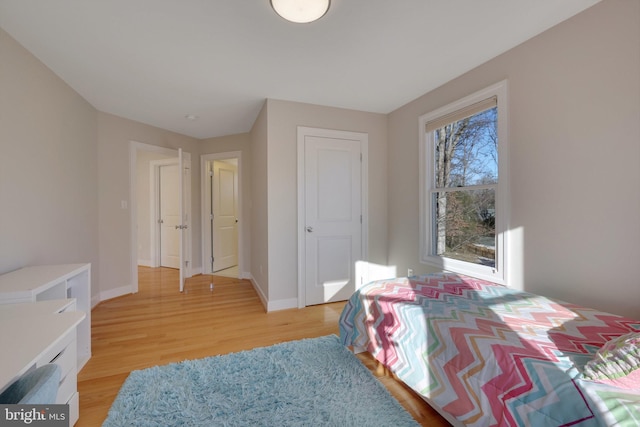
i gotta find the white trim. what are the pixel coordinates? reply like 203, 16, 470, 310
296, 126, 369, 308
129, 141, 192, 294
200, 151, 243, 277
419, 80, 509, 284
268, 298, 299, 312
249, 273, 298, 312
137, 259, 152, 267
98, 284, 131, 304
91, 294, 101, 308
248, 274, 267, 310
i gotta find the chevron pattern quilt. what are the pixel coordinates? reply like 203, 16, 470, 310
339, 274, 640, 426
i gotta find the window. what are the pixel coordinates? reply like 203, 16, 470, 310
419, 81, 508, 283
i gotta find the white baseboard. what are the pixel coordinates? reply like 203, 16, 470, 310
267, 298, 298, 312
99, 284, 133, 305
248, 274, 268, 310
91, 294, 101, 308
137, 259, 152, 267
246, 274, 298, 312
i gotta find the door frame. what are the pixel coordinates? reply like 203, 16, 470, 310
129, 141, 192, 293
296, 127, 369, 308
200, 151, 243, 278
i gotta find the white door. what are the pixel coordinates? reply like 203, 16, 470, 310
159, 163, 180, 269
301, 130, 364, 306
178, 148, 189, 292
212, 160, 238, 272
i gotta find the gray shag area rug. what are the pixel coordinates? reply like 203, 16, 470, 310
103, 335, 419, 426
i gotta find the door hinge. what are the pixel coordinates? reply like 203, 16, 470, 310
210, 213, 214, 220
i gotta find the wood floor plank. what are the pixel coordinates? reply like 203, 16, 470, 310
76, 267, 450, 426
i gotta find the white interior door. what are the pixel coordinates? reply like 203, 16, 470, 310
159, 163, 180, 269
302, 132, 364, 305
212, 160, 238, 272
178, 148, 186, 292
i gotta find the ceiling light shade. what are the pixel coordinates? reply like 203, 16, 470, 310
270, 0, 330, 23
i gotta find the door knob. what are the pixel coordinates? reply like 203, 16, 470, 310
306, 226, 313, 233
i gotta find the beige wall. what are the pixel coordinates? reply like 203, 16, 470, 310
3, 0, 638, 318
263, 99, 388, 306
97, 112, 201, 298
0, 28, 99, 288
388, 0, 640, 318
0, 24, 250, 301
249, 103, 269, 301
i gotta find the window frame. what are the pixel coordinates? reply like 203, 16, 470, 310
419, 80, 509, 284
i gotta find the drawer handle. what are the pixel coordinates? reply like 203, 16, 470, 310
50, 348, 65, 364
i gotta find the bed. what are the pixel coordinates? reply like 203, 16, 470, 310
339, 273, 640, 426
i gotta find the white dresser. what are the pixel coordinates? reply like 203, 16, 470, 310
0, 264, 92, 425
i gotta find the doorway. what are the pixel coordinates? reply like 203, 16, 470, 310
201, 152, 243, 279
297, 127, 369, 307
130, 142, 192, 293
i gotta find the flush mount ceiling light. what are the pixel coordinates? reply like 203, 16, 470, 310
270, 0, 330, 23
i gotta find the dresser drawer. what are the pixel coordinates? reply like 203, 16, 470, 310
56, 368, 77, 405
67, 391, 79, 426
49, 337, 76, 379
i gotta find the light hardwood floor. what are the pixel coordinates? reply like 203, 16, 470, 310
77, 267, 451, 426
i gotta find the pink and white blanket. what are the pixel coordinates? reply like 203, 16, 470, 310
339, 274, 640, 426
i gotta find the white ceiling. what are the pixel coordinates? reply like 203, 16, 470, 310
0, 0, 600, 139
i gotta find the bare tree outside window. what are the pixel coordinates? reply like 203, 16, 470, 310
432, 107, 497, 267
